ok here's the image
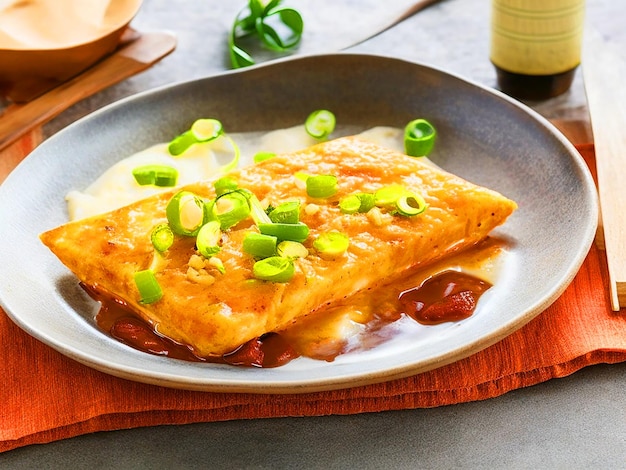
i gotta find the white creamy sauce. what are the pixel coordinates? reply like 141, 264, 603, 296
66, 125, 411, 221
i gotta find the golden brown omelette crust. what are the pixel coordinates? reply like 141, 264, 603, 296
40, 136, 517, 357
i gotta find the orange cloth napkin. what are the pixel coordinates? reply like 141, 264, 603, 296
3, 144, 625, 453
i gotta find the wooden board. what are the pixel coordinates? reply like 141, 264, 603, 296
583, 28, 626, 311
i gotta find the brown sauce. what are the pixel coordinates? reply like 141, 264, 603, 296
88, 240, 504, 368
84, 283, 298, 368
399, 271, 492, 325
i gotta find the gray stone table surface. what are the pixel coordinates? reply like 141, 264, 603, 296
3, 0, 626, 468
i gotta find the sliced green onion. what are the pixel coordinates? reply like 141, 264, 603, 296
356, 193, 376, 212
277, 240, 308, 259
243, 232, 278, 258
268, 201, 300, 224
257, 4, 304, 51
168, 118, 225, 156
396, 192, 428, 217
150, 224, 174, 252
134, 269, 163, 304
258, 222, 309, 243
191, 118, 223, 142
374, 184, 406, 207
404, 118, 436, 157
339, 194, 361, 214
313, 232, 349, 259
196, 220, 222, 258
211, 191, 251, 230
229, 0, 304, 69
166, 191, 208, 236
246, 192, 273, 225
214, 177, 238, 196
339, 192, 375, 213
305, 109, 336, 139
252, 256, 295, 283
253, 151, 276, 163
168, 131, 197, 156
132, 164, 178, 187
306, 174, 338, 198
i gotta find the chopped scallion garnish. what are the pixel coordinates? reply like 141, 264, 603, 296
339, 194, 361, 214
374, 184, 406, 207
252, 256, 295, 283
396, 192, 428, 217
277, 240, 308, 259
132, 164, 178, 187
258, 222, 309, 243
313, 232, 349, 259
404, 118, 436, 157
191, 118, 223, 142
229, 0, 304, 69
211, 190, 251, 230
356, 193, 376, 212
243, 232, 278, 259
305, 109, 336, 139
339, 193, 375, 213
196, 220, 222, 258
168, 118, 225, 156
268, 200, 300, 224
134, 269, 163, 304
167, 131, 197, 156
151, 224, 174, 252
166, 191, 208, 236
214, 177, 238, 196
306, 174, 338, 199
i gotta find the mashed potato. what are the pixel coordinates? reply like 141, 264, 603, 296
66, 125, 408, 221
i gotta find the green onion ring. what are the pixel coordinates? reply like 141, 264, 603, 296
277, 240, 308, 259
214, 176, 239, 196
191, 118, 223, 142
306, 174, 338, 199
166, 191, 208, 236
396, 192, 428, 217
305, 109, 336, 139
404, 118, 436, 157
196, 220, 222, 258
313, 232, 349, 259
211, 190, 251, 230
374, 184, 406, 207
150, 224, 175, 252
252, 256, 295, 283
268, 200, 301, 224
339, 194, 361, 214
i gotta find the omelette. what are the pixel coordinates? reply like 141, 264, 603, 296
40, 136, 517, 357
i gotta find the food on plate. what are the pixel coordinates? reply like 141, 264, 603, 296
40, 136, 517, 359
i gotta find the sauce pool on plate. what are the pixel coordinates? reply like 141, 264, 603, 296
87, 238, 504, 368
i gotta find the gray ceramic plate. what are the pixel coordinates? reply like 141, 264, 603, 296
0, 54, 597, 393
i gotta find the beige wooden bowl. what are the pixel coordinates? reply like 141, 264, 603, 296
0, 0, 143, 102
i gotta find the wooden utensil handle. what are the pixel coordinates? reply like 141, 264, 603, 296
0, 31, 176, 153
